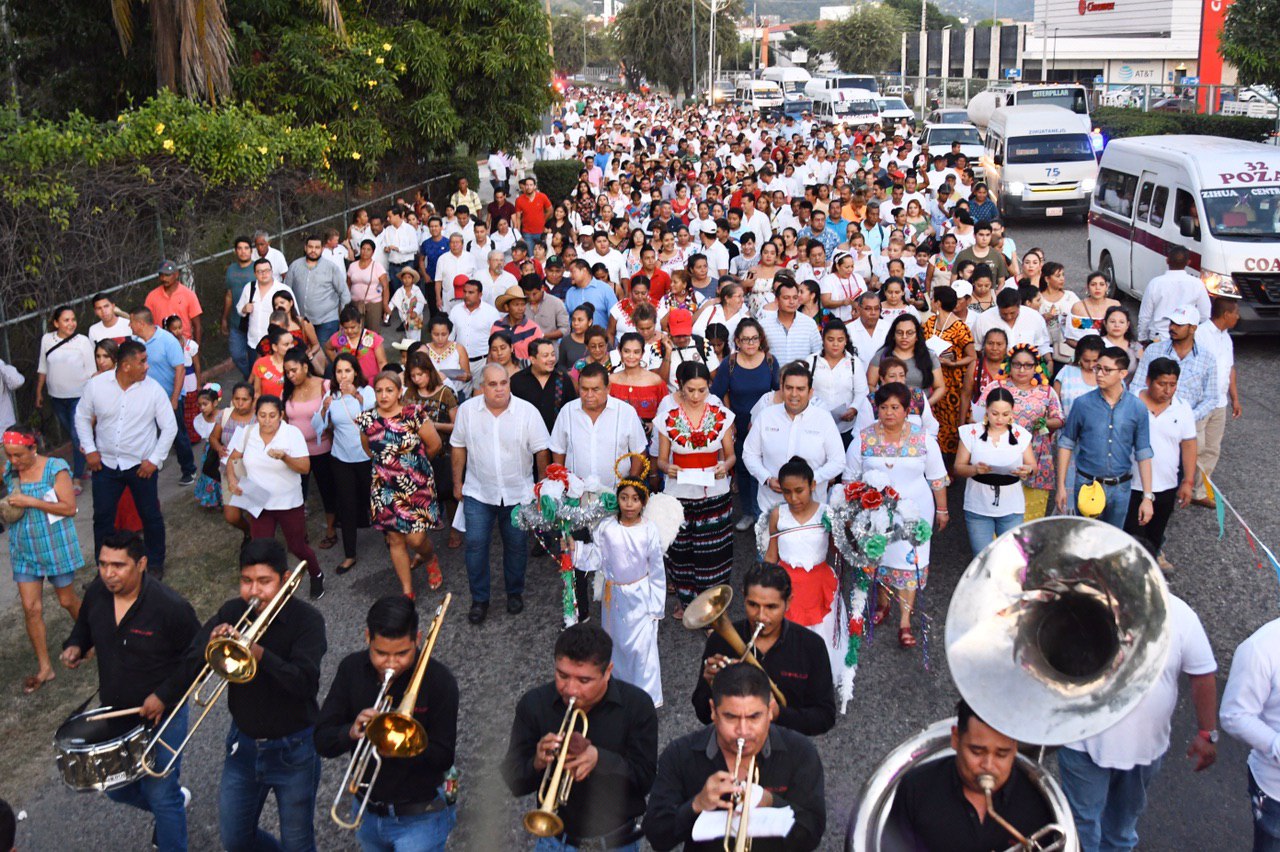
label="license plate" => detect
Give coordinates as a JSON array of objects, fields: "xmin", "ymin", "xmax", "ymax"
[{"xmin": 1046, "ymin": 207, "xmax": 1064, "ymax": 217}]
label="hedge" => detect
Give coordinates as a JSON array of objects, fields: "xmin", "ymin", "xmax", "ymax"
[
  {"xmin": 534, "ymin": 159, "xmax": 584, "ymax": 208},
  {"xmin": 1094, "ymin": 106, "xmax": 1272, "ymax": 143}
]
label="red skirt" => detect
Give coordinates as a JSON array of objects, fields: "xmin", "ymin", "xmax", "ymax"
[{"xmin": 781, "ymin": 561, "xmax": 838, "ymax": 626}]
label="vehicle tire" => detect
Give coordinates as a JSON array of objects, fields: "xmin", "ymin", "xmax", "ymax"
[{"xmin": 1098, "ymin": 252, "xmax": 1118, "ymax": 298}]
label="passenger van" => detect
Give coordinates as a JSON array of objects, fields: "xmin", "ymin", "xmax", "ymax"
[
  {"xmin": 1088, "ymin": 135, "xmax": 1280, "ymax": 331},
  {"xmin": 981, "ymin": 105, "xmax": 1098, "ymax": 219},
  {"xmin": 804, "ymin": 74, "xmax": 880, "ymax": 98},
  {"xmin": 761, "ymin": 67, "xmax": 813, "ymax": 118},
  {"xmin": 734, "ymin": 80, "xmax": 784, "ymax": 115},
  {"xmin": 811, "ymin": 89, "xmax": 880, "ymax": 126}
]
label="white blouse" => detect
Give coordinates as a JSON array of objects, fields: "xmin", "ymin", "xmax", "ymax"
[{"xmin": 37, "ymin": 332, "xmax": 96, "ymax": 399}]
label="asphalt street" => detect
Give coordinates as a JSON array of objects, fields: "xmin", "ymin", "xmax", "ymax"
[{"xmin": 11, "ymin": 217, "xmax": 1272, "ymax": 850}]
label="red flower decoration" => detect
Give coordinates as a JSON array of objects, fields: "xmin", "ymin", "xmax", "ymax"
[
  {"xmin": 860, "ymin": 490, "xmax": 884, "ymax": 510},
  {"xmin": 545, "ymin": 464, "xmax": 570, "ymax": 485},
  {"xmin": 558, "ymin": 552, "xmax": 573, "ymax": 573},
  {"xmin": 848, "ymin": 616, "xmax": 864, "ymax": 637},
  {"xmin": 844, "ymin": 481, "xmax": 867, "ymax": 502},
  {"xmin": 884, "ymin": 487, "xmax": 900, "ymax": 501}
]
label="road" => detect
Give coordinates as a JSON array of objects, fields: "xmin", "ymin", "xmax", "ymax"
[{"xmin": 14, "ymin": 218, "xmax": 1268, "ymax": 850}]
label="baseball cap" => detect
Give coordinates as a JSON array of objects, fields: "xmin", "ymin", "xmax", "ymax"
[
  {"xmin": 578, "ymin": 224, "xmax": 594, "ymax": 236},
  {"xmin": 453, "ymin": 274, "xmax": 470, "ymax": 289},
  {"xmin": 668, "ymin": 309, "xmax": 694, "ymax": 336},
  {"xmin": 699, "ymin": 221, "xmax": 718, "ymax": 235},
  {"xmin": 1164, "ymin": 305, "xmax": 1200, "ymax": 327},
  {"xmin": 157, "ymin": 260, "xmax": 178, "ymax": 275},
  {"xmin": 950, "ymin": 280, "xmax": 973, "ymax": 300}
]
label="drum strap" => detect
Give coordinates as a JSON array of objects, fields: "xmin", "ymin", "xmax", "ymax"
[{"xmin": 70, "ymin": 691, "xmax": 99, "ymax": 717}]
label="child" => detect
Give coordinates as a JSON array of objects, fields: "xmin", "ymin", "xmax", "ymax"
[
  {"xmin": 192, "ymin": 385, "xmax": 227, "ymax": 509},
  {"xmin": 165, "ymin": 314, "xmax": 201, "ymax": 442},
  {"xmin": 210, "ymin": 382, "xmax": 256, "ymax": 541},
  {"xmin": 594, "ymin": 468, "xmax": 667, "ymax": 708},
  {"xmin": 763, "ymin": 456, "xmax": 843, "ymax": 678},
  {"xmin": 387, "ymin": 271, "xmax": 427, "ymax": 342}
]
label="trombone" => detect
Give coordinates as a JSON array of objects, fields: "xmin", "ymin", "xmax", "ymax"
[
  {"xmin": 683, "ymin": 585, "xmax": 788, "ymax": 708},
  {"xmin": 141, "ymin": 562, "xmax": 307, "ymax": 778},
  {"xmin": 332, "ymin": 594, "xmax": 452, "ymax": 830},
  {"xmin": 522, "ymin": 697, "xmax": 590, "ymax": 837},
  {"xmin": 724, "ymin": 737, "xmax": 759, "ymax": 852}
]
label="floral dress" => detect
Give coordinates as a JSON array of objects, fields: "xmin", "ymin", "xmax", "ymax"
[
  {"xmin": 4, "ymin": 458, "xmax": 84, "ymax": 579},
  {"xmin": 1006, "ymin": 384, "xmax": 1064, "ymax": 492},
  {"xmin": 356, "ymin": 404, "xmax": 439, "ymax": 533},
  {"xmin": 845, "ymin": 424, "xmax": 947, "ymax": 590},
  {"xmin": 921, "ymin": 313, "xmax": 974, "ymax": 454}
]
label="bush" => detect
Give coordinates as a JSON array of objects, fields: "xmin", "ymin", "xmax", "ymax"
[
  {"xmin": 534, "ymin": 159, "xmax": 585, "ymax": 209},
  {"xmin": 1094, "ymin": 106, "xmax": 1272, "ymax": 143},
  {"xmin": 417, "ymin": 155, "xmax": 481, "ymax": 212}
]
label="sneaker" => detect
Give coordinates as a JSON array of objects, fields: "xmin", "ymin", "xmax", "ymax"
[
  {"xmin": 507, "ymin": 594, "xmax": 524, "ymax": 615},
  {"xmin": 181, "ymin": 786, "xmax": 192, "ymax": 809},
  {"xmin": 1157, "ymin": 554, "xmax": 1174, "ymax": 572},
  {"xmin": 178, "ymin": 473, "xmax": 195, "ymax": 487},
  {"xmin": 734, "ymin": 515, "xmax": 756, "ymax": 532},
  {"xmin": 309, "ymin": 573, "xmax": 326, "ymax": 601},
  {"xmin": 468, "ymin": 601, "xmax": 489, "ymax": 624}
]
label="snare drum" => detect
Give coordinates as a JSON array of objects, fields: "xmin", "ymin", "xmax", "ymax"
[{"xmin": 53, "ymin": 708, "xmax": 150, "ymax": 792}]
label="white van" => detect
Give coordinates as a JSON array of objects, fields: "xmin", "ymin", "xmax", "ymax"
[
  {"xmin": 981, "ymin": 105, "xmax": 1098, "ymax": 219},
  {"xmin": 1087, "ymin": 135, "xmax": 1280, "ymax": 331},
  {"xmin": 811, "ymin": 89, "xmax": 880, "ymax": 126},
  {"xmin": 761, "ymin": 67, "xmax": 814, "ymax": 117},
  {"xmin": 806, "ymin": 74, "xmax": 880, "ymax": 96},
  {"xmin": 734, "ymin": 80, "xmax": 784, "ymax": 114}
]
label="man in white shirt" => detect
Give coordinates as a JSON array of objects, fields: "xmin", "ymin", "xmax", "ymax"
[
  {"xmin": 75, "ymin": 340, "xmax": 178, "ymax": 578},
  {"xmin": 88, "ymin": 292, "xmax": 131, "ymax": 344},
  {"xmin": 381, "ymin": 204, "xmax": 420, "ymax": 297},
  {"xmin": 252, "ymin": 230, "xmax": 288, "ymax": 281},
  {"xmin": 759, "ymin": 279, "xmax": 822, "ymax": 365},
  {"xmin": 740, "ymin": 193, "xmax": 772, "ymax": 247},
  {"xmin": 1222, "ymin": 617, "xmax": 1280, "ymax": 849},
  {"xmin": 1192, "ymin": 298, "xmax": 1241, "ymax": 506},
  {"xmin": 742, "ymin": 362, "xmax": 845, "ymax": 517},
  {"xmin": 448, "ymin": 280, "xmax": 502, "ymax": 379},
  {"xmin": 435, "ymin": 234, "xmax": 474, "ymax": 313},
  {"xmin": 1137, "ymin": 247, "xmax": 1212, "ymax": 343},
  {"xmin": 849, "ymin": 291, "xmax": 889, "ymax": 361},
  {"xmin": 475, "ymin": 251, "xmax": 518, "ymax": 307},
  {"xmin": 450, "ymin": 364, "xmax": 550, "ymax": 625},
  {"xmin": 466, "ymin": 222, "xmax": 496, "ymax": 270},
  {"xmin": 579, "ymin": 230, "xmax": 627, "ymax": 285},
  {"xmin": 442, "ymin": 207, "xmax": 476, "ymax": 244},
  {"xmin": 696, "ymin": 221, "xmax": 730, "ymax": 278},
  {"xmin": 1059, "ymin": 593, "xmax": 1217, "ymax": 852},
  {"xmin": 970, "ymin": 288, "xmax": 1053, "ymax": 360}
]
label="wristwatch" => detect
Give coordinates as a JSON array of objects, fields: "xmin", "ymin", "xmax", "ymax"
[
  {"xmin": 1198, "ymin": 729, "xmax": 1219, "ymax": 744},
  {"xmin": 1142, "ymin": 492, "xmax": 1155, "ymax": 501}
]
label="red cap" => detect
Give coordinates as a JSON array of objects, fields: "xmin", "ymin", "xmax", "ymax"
[
  {"xmin": 453, "ymin": 274, "xmax": 470, "ymax": 288},
  {"xmin": 668, "ymin": 309, "xmax": 693, "ymax": 336}
]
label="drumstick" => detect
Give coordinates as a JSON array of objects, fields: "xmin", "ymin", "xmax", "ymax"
[{"xmin": 83, "ymin": 706, "xmax": 144, "ymax": 722}]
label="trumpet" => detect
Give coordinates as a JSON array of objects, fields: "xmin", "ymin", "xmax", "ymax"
[
  {"xmin": 683, "ymin": 585, "xmax": 788, "ymax": 708},
  {"xmin": 141, "ymin": 562, "xmax": 307, "ymax": 778},
  {"xmin": 332, "ymin": 594, "xmax": 452, "ymax": 830},
  {"xmin": 522, "ymin": 697, "xmax": 590, "ymax": 838},
  {"xmin": 724, "ymin": 737, "xmax": 759, "ymax": 852}
]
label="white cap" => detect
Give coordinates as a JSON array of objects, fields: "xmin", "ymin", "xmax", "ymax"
[
  {"xmin": 1164, "ymin": 304, "xmax": 1200, "ymax": 326},
  {"xmin": 951, "ymin": 280, "xmax": 974, "ymax": 300}
]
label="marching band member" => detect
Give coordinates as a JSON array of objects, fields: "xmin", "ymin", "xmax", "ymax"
[
  {"xmin": 189, "ymin": 538, "xmax": 328, "ymax": 852},
  {"xmin": 502, "ymin": 623, "xmax": 658, "ymax": 851},
  {"xmin": 316, "ymin": 595, "xmax": 459, "ymax": 851},
  {"xmin": 60, "ymin": 531, "xmax": 200, "ymax": 851},
  {"xmin": 888, "ymin": 699, "xmax": 1054, "ymax": 852},
  {"xmin": 644, "ymin": 663, "xmax": 827, "ymax": 851},
  {"xmin": 691, "ymin": 564, "xmax": 836, "ymax": 737}
]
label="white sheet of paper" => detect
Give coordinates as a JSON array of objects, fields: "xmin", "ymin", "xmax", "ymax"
[
  {"xmin": 987, "ymin": 462, "xmax": 1020, "ymax": 475},
  {"xmin": 42, "ymin": 489, "xmax": 68, "ymax": 525},
  {"xmin": 691, "ymin": 805, "xmax": 796, "ymax": 842},
  {"xmin": 228, "ymin": 478, "xmax": 271, "ymax": 518},
  {"xmin": 924, "ymin": 334, "xmax": 952, "ymax": 356},
  {"xmin": 677, "ymin": 469, "xmax": 716, "ymax": 488}
]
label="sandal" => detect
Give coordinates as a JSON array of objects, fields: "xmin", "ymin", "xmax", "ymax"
[
  {"xmin": 318, "ymin": 533, "xmax": 338, "ymax": 550},
  {"xmin": 404, "ymin": 590, "xmax": 416, "ymax": 602},
  {"xmin": 426, "ymin": 558, "xmax": 443, "ymax": 590},
  {"xmin": 336, "ymin": 558, "xmax": 358, "ymax": 576},
  {"xmin": 23, "ymin": 673, "xmax": 53, "ymax": 694},
  {"xmin": 872, "ymin": 601, "xmax": 891, "ymax": 626},
  {"xmin": 447, "ymin": 530, "xmax": 463, "ymax": 549},
  {"xmin": 898, "ymin": 627, "xmax": 917, "ymax": 648},
  {"xmin": 672, "ymin": 603, "xmax": 686, "ymax": 621}
]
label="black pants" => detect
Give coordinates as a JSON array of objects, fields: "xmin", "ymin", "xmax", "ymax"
[
  {"xmin": 300, "ymin": 451, "xmax": 337, "ymax": 516},
  {"xmin": 1123, "ymin": 487, "xmax": 1177, "ymax": 555},
  {"xmin": 331, "ymin": 457, "xmax": 372, "ymax": 558}
]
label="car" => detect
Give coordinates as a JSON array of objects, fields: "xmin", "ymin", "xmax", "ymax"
[
  {"xmin": 921, "ymin": 122, "xmax": 986, "ymax": 171},
  {"xmin": 927, "ymin": 108, "xmax": 969, "ymax": 124},
  {"xmin": 1149, "ymin": 97, "xmax": 1196, "ymax": 114},
  {"xmin": 874, "ymin": 95, "xmax": 916, "ymax": 129}
]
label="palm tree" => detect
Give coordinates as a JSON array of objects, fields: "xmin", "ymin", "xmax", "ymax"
[{"xmin": 109, "ymin": 0, "xmax": 346, "ymax": 102}]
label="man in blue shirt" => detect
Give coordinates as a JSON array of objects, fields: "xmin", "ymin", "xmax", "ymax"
[
  {"xmin": 562, "ymin": 258, "xmax": 617, "ymax": 318},
  {"xmin": 417, "ymin": 215, "xmax": 450, "ymax": 315},
  {"xmin": 1056, "ymin": 347, "xmax": 1155, "ymax": 529},
  {"xmin": 129, "ymin": 307, "xmax": 196, "ymax": 485}
]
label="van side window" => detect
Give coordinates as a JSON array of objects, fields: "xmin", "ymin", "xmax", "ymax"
[
  {"xmin": 1174, "ymin": 189, "xmax": 1201, "ymax": 240},
  {"xmin": 1136, "ymin": 181, "xmax": 1154, "ymax": 221},
  {"xmin": 1096, "ymin": 167, "xmax": 1137, "ymax": 218},
  {"xmin": 1149, "ymin": 186, "xmax": 1169, "ymax": 228}
]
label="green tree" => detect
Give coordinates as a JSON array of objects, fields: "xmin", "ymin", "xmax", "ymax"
[
  {"xmin": 1221, "ymin": 0, "xmax": 1280, "ymax": 92},
  {"xmin": 817, "ymin": 6, "xmax": 905, "ymax": 75},
  {"xmin": 882, "ymin": 0, "xmax": 961, "ymax": 31},
  {"xmin": 613, "ymin": 0, "xmax": 742, "ymax": 99},
  {"xmin": 551, "ymin": 12, "xmax": 613, "ymax": 74},
  {"xmin": 782, "ymin": 22, "xmax": 823, "ymax": 72}
]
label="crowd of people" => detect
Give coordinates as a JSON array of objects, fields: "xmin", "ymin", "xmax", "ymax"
[{"xmin": 4, "ymin": 84, "xmax": 1278, "ymax": 852}]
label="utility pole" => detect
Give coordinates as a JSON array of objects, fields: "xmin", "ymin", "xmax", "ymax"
[
  {"xmin": 691, "ymin": 0, "xmax": 697, "ymax": 104},
  {"xmin": 708, "ymin": 0, "xmax": 717, "ymax": 104},
  {"xmin": 918, "ymin": 0, "xmax": 927, "ymax": 116},
  {"xmin": 1041, "ymin": 0, "xmax": 1049, "ymax": 82}
]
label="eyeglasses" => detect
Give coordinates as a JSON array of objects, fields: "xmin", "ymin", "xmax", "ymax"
[
  {"xmin": 1093, "ymin": 366, "xmax": 1121, "ymax": 375},
  {"xmin": 737, "ymin": 335, "xmax": 760, "ymax": 343},
  {"xmin": 1011, "ymin": 361, "xmax": 1036, "ymax": 369}
]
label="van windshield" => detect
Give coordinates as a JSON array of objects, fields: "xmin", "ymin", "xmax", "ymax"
[
  {"xmin": 836, "ymin": 100, "xmax": 878, "ymax": 115},
  {"xmin": 1007, "ymin": 134, "xmax": 1095, "ymax": 164},
  {"xmin": 1014, "ymin": 87, "xmax": 1089, "ymax": 116},
  {"xmin": 835, "ymin": 77, "xmax": 878, "ymax": 93},
  {"xmin": 879, "ymin": 98, "xmax": 910, "ymax": 112},
  {"xmin": 1201, "ymin": 187, "xmax": 1280, "ymax": 239},
  {"xmin": 927, "ymin": 127, "xmax": 983, "ymax": 146}
]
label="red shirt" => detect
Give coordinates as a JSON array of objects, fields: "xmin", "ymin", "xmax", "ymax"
[
  {"xmin": 514, "ymin": 192, "xmax": 552, "ymax": 234},
  {"xmin": 144, "ymin": 284, "xmax": 203, "ymax": 337},
  {"xmin": 637, "ymin": 267, "xmax": 670, "ymax": 301}
]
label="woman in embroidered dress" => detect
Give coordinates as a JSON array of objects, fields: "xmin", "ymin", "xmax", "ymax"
[
  {"xmin": 1005, "ymin": 343, "xmax": 1065, "ymax": 521},
  {"xmin": 844, "ymin": 382, "xmax": 949, "ymax": 648},
  {"xmin": 764, "ymin": 457, "xmax": 843, "ymax": 676},
  {"xmin": 608, "ymin": 277, "xmax": 651, "ymax": 341},
  {"xmin": 657, "ymin": 361, "xmax": 736, "ymax": 620},
  {"xmin": 921, "ymin": 285, "xmax": 976, "ymax": 454},
  {"xmin": 325, "ymin": 303, "xmax": 388, "ymax": 382},
  {"xmin": 962, "ymin": 327, "xmax": 1010, "ymax": 424}
]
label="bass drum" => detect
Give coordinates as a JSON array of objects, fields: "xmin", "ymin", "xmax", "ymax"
[
  {"xmin": 53, "ymin": 708, "xmax": 150, "ymax": 792},
  {"xmin": 844, "ymin": 718, "xmax": 1079, "ymax": 852}
]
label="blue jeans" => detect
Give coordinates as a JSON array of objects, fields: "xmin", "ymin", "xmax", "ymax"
[
  {"xmin": 314, "ymin": 320, "xmax": 340, "ymax": 352},
  {"xmin": 533, "ymin": 839, "xmax": 639, "ymax": 852},
  {"xmin": 1250, "ymin": 769, "xmax": 1280, "ymax": 852},
  {"xmin": 355, "ymin": 796, "xmax": 456, "ymax": 852},
  {"xmin": 106, "ymin": 705, "xmax": 188, "ymax": 851},
  {"xmin": 218, "ymin": 724, "xmax": 321, "ymax": 852},
  {"xmin": 462, "ymin": 496, "xmax": 528, "ymax": 603},
  {"xmin": 49, "ymin": 396, "xmax": 85, "ymax": 479},
  {"xmin": 229, "ymin": 324, "xmax": 251, "ymax": 378},
  {"xmin": 172, "ymin": 401, "xmax": 195, "ymax": 478},
  {"xmin": 1057, "ymin": 746, "xmax": 1163, "ymax": 852},
  {"xmin": 963, "ymin": 510, "xmax": 1023, "ymax": 556},
  {"xmin": 1072, "ymin": 473, "xmax": 1132, "ymax": 529},
  {"xmin": 92, "ymin": 464, "xmax": 166, "ymax": 574},
  {"xmin": 733, "ymin": 430, "xmax": 759, "ymax": 520},
  {"xmin": 521, "ymin": 232, "xmax": 543, "ymax": 255}
]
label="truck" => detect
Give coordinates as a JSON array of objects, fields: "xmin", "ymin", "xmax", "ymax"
[{"xmin": 967, "ymin": 84, "xmax": 1092, "ymax": 134}]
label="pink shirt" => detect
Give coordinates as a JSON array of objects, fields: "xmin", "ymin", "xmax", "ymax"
[{"xmin": 347, "ymin": 260, "xmax": 386, "ymax": 304}]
